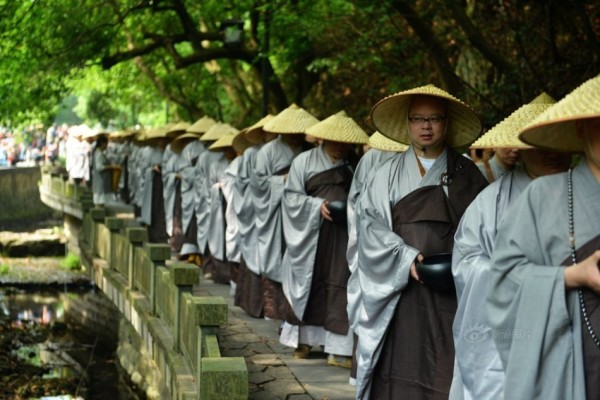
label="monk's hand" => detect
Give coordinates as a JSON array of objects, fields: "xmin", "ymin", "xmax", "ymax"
[
  {"xmin": 564, "ymin": 250, "xmax": 600, "ymax": 293},
  {"xmin": 320, "ymin": 200, "xmax": 333, "ymax": 222},
  {"xmin": 410, "ymin": 254, "xmax": 424, "ymax": 283},
  {"xmin": 152, "ymin": 164, "xmax": 161, "ymax": 172}
]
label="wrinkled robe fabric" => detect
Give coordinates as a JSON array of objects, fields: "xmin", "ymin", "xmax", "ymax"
[
  {"xmin": 233, "ymin": 145, "xmax": 261, "ymax": 274},
  {"xmin": 223, "ymin": 156, "xmax": 242, "ymax": 263},
  {"xmin": 194, "ymin": 150, "xmax": 224, "ymax": 254},
  {"xmin": 477, "ymin": 155, "xmax": 509, "ymax": 183},
  {"xmin": 207, "ymin": 156, "xmax": 230, "ymax": 261},
  {"xmin": 347, "ymin": 149, "xmax": 398, "ymax": 334},
  {"xmin": 355, "ymin": 146, "xmax": 487, "ymax": 399},
  {"xmin": 450, "ymin": 164, "xmax": 532, "ymax": 400},
  {"xmin": 92, "ymin": 147, "xmax": 112, "ymax": 205},
  {"xmin": 252, "ymin": 136, "xmax": 304, "ymax": 281},
  {"xmin": 281, "ymin": 145, "xmax": 348, "ymax": 322},
  {"xmin": 180, "ymin": 140, "xmax": 206, "ymax": 233},
  {"xmin": 162, "ymin": 145, "xmax": 179, "ymax": 236},
  {"xmin": 487, "ymin": 161, "xmax": 600, "ymax": 400},
  {"xmin": 140, "ymin": 146, "xmax": 164, "ymax": 225}
]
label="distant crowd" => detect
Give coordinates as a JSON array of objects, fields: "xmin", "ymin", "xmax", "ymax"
[{"xmin": 0, "ymin": 124, "xmax": 70, "ymax": 167}]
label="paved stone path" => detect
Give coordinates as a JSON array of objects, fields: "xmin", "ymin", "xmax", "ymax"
[{"xmin": 194, "ymin": 278, "xmax": 357, "ymax": 400}]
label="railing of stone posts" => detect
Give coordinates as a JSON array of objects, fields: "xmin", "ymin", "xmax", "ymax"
[{"xmin": 39, "ymin": 168, "xmax": 249, "ymax": 400}]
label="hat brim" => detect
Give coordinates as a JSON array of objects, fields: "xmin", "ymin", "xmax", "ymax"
[
  {"xmin": 370, "ymin": 87, "xmax": 482, "ymax": 148},
  {"xmin": 519, "ymin": 116, "xmax": 587, "ymax": 152}
]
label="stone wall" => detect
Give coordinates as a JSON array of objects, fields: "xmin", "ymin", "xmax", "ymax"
[{"xmin": 0, "ymin": 167, "xmax": 56, "ymax": 228}]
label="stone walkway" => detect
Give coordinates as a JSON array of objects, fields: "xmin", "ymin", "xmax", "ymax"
[{"xmin": 194, "ymin": 278, "xmax": 357, "ymax": 400}]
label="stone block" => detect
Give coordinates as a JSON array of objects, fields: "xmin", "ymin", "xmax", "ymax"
[
  {"xmin": 145, "ymin": 243, "xmax": 171, "ymax": 261},
  {"xmin": 200, "ymin": 358, "xmax": 248, "ymax": 400},
  {"xmin": 170, "ymin": 263, "xmax": 200, "ymax": 286},
  {"xmin": 126, "ymin": 227, "xmax": 148, "ymax": 244},
  {"xmin": 90, "ymin": 207, "xmax": 106, "ymax": 221},
  {"xmin": 105, "ymin": 217, "xmax": 125, "ymax": 231},
  {"xmin": 193, "ymin": 297, "xmax": 228, "ymax": 326}
]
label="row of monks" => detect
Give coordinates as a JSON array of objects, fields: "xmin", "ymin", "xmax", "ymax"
[{"xmin": 89, "ymin": 74, "xmax": 600, "ymax": 400}]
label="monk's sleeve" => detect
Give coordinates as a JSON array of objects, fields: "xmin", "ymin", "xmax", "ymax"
[
  {"xmin": 487, "ymin": 186, "xmax": 576, "ymax": 399},
  {"xmin": 356, "ymin": 163, "xmax": 419, "ymax": 320}
]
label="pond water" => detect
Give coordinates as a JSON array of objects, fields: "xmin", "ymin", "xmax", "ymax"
[{"xmin": 0, "ymin": 286, "xmax": 144, "ymax": 400}]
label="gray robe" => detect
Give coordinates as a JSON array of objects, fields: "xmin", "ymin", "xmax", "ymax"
[
  {"xmin": 223, "ymin": 156, "xmax": 241, "ymax": 263},
  {"xmin": 450, "ymin": 165, "xmax": 532, "ymax": 400},
  {"xmin": 234, "ymin": 145, "xmax": 261, "ymax": 273},
  {"xmin": 195, "ymin": 150, "xmax": 225, "ymax": 253},
  {"xmin": 252, "ymin": 136, "xmax": 303, "ymax": 280},
  {"xmin": 180, "ymin": 140, "xmax": 206, "ymax": 233},
  {"xmin": 162, "ymin": 145, "xmax": 179, "ymax": 236},
  {"xmin": 346, "ymin": 149, "xmax": 398, "ymax": 334},
  {"xmin": 127, "ymin": 143, "xmax": 140, "ymax": 204},
  {"xmin": 355, "ymin": 146, "xmax": 449, "ymax": 399},
  {"xmin": 281, "ymin": 145, "xmax": 345, "ymax": 320},
  {"xmin": 487, "ymin": 161, "xmax": 600, "ymax": 400},
  {"xmin": 92, "ymin": 147, "xmax": 111, "ymax": 205},
  {"xmin": 140, "ymin": 146, "xmax": 164, "ymax": 225},
  {"xmin": 207, "ymin": 156, "xmax": 230, "ymax": 261}
]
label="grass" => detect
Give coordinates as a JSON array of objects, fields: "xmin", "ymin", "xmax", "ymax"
[{"xmin": 60, "ymin": 252, "xmax": 81, "ymax": 271}]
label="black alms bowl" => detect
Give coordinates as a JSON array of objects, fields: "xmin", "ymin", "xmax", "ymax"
[
  {"xmin": 327, "ymin": 200, "xmax": 347, "ymax": 225},
  {"xmin": 416, "ymin": 253, "xmax": 454, "ymax": 293}
]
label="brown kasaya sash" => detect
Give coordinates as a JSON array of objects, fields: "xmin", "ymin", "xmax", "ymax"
[
  {"xmin": 295, "ymin": 164, "xmax": 354, "ymax": 334},
  {"xmin": 561, "ymin": 235, "xmax": 600, "ymax": 399},
  {"xmin": 371, "ymin": 148, "xmax": 487, "ymax": 399}
]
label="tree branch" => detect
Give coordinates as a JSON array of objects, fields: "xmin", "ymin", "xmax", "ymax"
[
  {"xmin": 445, "ymin": 2, "xmax": 515, "ymax": 77},
  {"xmin": 390, "ymin": 0, "xmax": 463, "ymax": 95}
]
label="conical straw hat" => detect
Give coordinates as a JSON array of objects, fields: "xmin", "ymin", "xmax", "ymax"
[
  {"xmin": 471, "ymin": 92, "xmax": 556, "ymax": 149},
  {"xmin": 519, "ymin": 75, "xmax": 600, "ymax": 152},
  {"xmin": 245, "ymin": 114, "xmax": 276, "ymax": 144},
  {"xmin": 305, "ymin": 111, "xmax": 369, "ymax": 144},
  {"xmin": 170, "ymin": 132, "xmax": 201, "ymax": 154},
  {"xmin": 232, "ymin": 130, "xmax": 253, "ymax": 154},
  {"xmin": 166, "ymin": 122, "xmax": 191, "ymax": 138},
  {"xmin": 263, "ymin": 104, "xmax": 319, "ymax": 134},
  {"xmin": 370, "ymin": 84, "xmax": 482, "ymax": 148},
  {"xmin": 143, "ymin": 126, "xmax": 170, "ymax": 143},
  {"xmin": 368, "ymin": 131, "xmax": 409, "ymax": 152},
  {"xmin": 200, "ymin": 123, "xmax": 239, "ymax": 141},
  {"xmin": 187, "ymin": 116, "xmax": 217, "ymax": 134},
  {"xmin": 209, "ymin": 132, "xmax": 237, "ymax": 151}
]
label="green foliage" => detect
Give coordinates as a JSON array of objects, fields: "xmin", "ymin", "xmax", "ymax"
[
  {"xmin": 0, "ymin": 264, "xmax": 9, "ymax": 275},
  {"xmin": 60, "ymin": 252, "xmax": 81, "ymax": 271},
  {"xmin": 0, "ymin": 0, "xmax": 598, "ymax": 133}
]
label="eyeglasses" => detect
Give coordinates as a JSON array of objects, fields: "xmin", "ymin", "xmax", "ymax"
[{"xmin": 408, "ymin": 116, "xmax": 446, "ymax": 125}]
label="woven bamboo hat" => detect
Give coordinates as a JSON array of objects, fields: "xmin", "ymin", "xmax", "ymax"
[
  {"xmin": 200, "ymin": 123, "xmax": 239, "ymax": 142},
  {"xmin": 471, "ymin": 92, "xmax": 557, "ymax": 150},
  {"xmin": 80, "ymin": 125, "xmax": 98, "ymax": 140},
  {"xmin": 368, "ymin": 131, "xmax": 409, "ymax": 152},
  {"xmin": 171, "ymin": 132, "xmax": 201, "ymax": 154},
  {"xmin": 519, "ymin": 75, "xmax": 600, "ymax": 152},
  {"xmin": 166, "ymin": 122, "xmax": 191, "ymax": 138},
  {"xmin": 232, "ymin": 130, "xmax": 253, "ymax": 154},
  {"xmin": 305, "ymin": 111, "xmax": 369, "ymax": 144},
  {"xmin": 263, "ymin": 104, "xmax": 319, "ymax": 134},
  {"xmin": 187, "ymin": 116, "xmax": 217, "ymax": 134},
  {"xmin": 142, "ymin": 126, "xmax": 171, "ymax": 147},
  {"xmin": 370, "ymin": 84, "xmax": 482, "ymax": 147},
  {"xmin": 209, "ymin": 132, "xmax": 237, "ymax": 151},
  {"xmin": 245, "ymin": 114, "xmax": 276, "ymax": 144}
]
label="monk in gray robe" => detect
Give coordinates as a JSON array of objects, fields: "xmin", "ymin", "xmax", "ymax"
[
  {"xmin": 206, "ymin": 134, "xmax": 237, "ymax": 284},
  {"xmin": 476, "ymin": 147, "xmax": 519, "ymax": 182},
  {"xmin": 346, "ymin": 132, "xmax": 407, "ymax": 383},
  {"xmin": 280, "ymin": 111, "xmax": 367, "ymax": 366},
  {"xmin": 488, "ymin": 76, "xmax": 600, "ymax": 400},
  {"xmin": 139, "ymin": 127, "xmax": 170, "ymax": 243},
  {"xmin": 450, "ymin": 91, "xmax": 571, "ymax": 400},
  {"xmin": 177, "ymin": 137, "xmax": 206, "ymax": 261},
  {"xmin": 242, "ymin": 106, "xmax": 316, "ymax": 320},
  {"xmin": 355, "ymin": 86, "xmax": 487, "ymax": 399},
  {"xmin": 231, "ymin": 117, "xmax": 277, "ymax": 317},
  {"xmin": 92, "ymin": 134, "xmax": 114, "ymax": 206}
]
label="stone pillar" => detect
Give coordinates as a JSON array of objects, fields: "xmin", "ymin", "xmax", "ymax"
[{"xmin": 170, "ymin": 262, "xmax": 200, "ymax": 352}]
